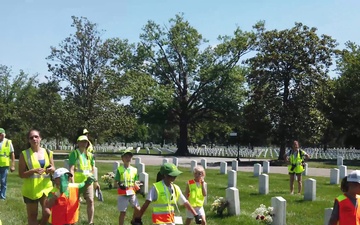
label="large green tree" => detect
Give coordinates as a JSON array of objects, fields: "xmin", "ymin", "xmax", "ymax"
[
  {"xmin": 47, "ymin": 16, "xmax": 136, "ymax": 142},
  {"xmin": 246, "ymin": 22, "xmax": 338, "ymax": 158},
  {"xmin": 110, "ymin": 14, "xmax": 255, "ymax": 155}
]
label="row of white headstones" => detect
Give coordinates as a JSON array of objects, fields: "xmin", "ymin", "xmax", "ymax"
[{"xmin": 64, "ymin": 156, "xmax": 348, "ymax": 225}]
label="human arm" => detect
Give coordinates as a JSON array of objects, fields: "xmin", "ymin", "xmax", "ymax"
[
  {"xmin": 138, "ymin": 200, "xmax": 151, "ymax": 218},
  {"xmin": 328, "ymin": 199, "xmax": 339, "ymax": 225},
  {"xmin": 45, "ymin": 190, "xmax": 60, "ymax": 208},
  {"xmin": 201, "ymin": 181, "xmax": 207, "ymax": 197},
  {"xmin": 9, "ymin": 143, "xmax": 15, "ymax": 172},
  {"xmin": 18, "ymin": 153, "xmax": 45, "ymax": 178},
  {"xmin": 185, "ymin": 183, "xmax": 190, "ymax": 200}
]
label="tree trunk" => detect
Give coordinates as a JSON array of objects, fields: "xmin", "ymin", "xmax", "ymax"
[{"xmin": 176, "ymin": 118, "xmax": 190, "ymax": 156}]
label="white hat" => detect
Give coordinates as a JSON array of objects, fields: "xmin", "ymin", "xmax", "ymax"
[
  {"xmin": 53, "ymin": 168, "xmax": 73, "ymax": 179},
  {"xmin": 348, "ymin": 170, "xmax": 360, "ymax": 183}
]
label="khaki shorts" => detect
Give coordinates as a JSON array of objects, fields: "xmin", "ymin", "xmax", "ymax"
[
  {"xmin": 117, "ymin": 195, "xmax": 139, "ymax": 212},
  {"xmin": 186, "ymin": 206, "xmax": 205, "ymax": 219},
  {"xmin": 83, "ymin": 184, "xmax": 94, "ymax": 200}
]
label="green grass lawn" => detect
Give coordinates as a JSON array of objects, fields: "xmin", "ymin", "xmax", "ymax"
[{"xmin": 0, "ymin": 161, "xmax": 340, "ymax": 225}]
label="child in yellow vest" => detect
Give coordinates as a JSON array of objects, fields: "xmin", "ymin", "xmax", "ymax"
[
  {"xmin": 45, "ymin": 168, "xmax": 95, "ymax": 225},
  {"xmin": 328, "ymin": 170, "xmax": 360, "ymax": 225},
  {"xmin": 185, "ymin": 165, "xmax": 207, "ymax": 225}
]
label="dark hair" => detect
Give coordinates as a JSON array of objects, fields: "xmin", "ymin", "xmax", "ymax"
[
  {"xmin": 341, "ymin": 176, "xmax": 349, "ymax": 192},
  {"xmin": 156, "ymin": 171, "xmax": 164, "ymax": 182}
]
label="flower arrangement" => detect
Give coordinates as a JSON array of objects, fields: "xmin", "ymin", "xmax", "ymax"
[
  {"xmin": 210, "ymin": 196, "xmax": 229, "ymax": 216},
  {"xmin": 101, "ymin": 172, "xmax": 115, "ymax": 189},
  {"xmin": 251, "ymin": 204, "xmax": 274, "ymax": 224}
]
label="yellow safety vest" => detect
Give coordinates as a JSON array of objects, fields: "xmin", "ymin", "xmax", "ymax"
[
  {"xmin": 187, "ymin": 180, "xmax": 204, "ymax": 207},
  {"xmin": 21, "ymin": 148, "xmax": 53, "ymax": 200},
  {"xmin": 87, "ymin": 141, "xmax": 94, "ymax": 153},
  {"xmin": 152, "ymin": 181, "xmax": 180, "ymax": 224},
  {"xmin": 288, "ymin": 150, "xmax": 305, "ymax": 173},
  {"xmin": 73, "ymin": 149, "xmax": 93, "ymax": 183},
  {"xmin": 0, "ymin": 139, "xmax": 11, "ymax": 167},
  {"xmin": 117, "ymin": 166, "xmax": 138, "ymax": 195}
]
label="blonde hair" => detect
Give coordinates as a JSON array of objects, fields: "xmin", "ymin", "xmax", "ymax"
[{"xmin": 193, "ymin": 165, "xmax": 206, "ymax": 177}]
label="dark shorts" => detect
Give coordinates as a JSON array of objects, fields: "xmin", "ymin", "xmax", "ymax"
[
  {"xmin": 289, "ymin": 172, "xmax": 302, "ymax": 175},
  {"xmin": 23, "ymin": 194, "xmax": 46, "ymax": 204}
]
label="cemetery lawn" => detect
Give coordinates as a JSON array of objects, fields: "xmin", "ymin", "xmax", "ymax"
[{"xmin": 2, "ymin": 161, "xmax": 339, "ymax": 225}]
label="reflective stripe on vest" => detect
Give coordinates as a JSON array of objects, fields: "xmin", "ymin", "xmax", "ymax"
[
  {"xmin": 73, "ymin": 149, "xmax": 93, "ymax": 183},
  {"xmin": 21, "ymin": 148, "xmax": 53, "ymax": 200},
  {"xmin": 0, "ymin": 139, "xmax": 11, "ymax": 167},
  {"xmin": 188, "ymin": 180, "xmax": 204, "ymax": 207},
  {"xmin": 336, "ymin": 194, "xmax": 360, "ymax": 225},
  {"xmin": 117, "ymin": 166, "xmax": 138, "ymax": 195},
  {"xmin": 288, "ymin": 150, "xmax": 305, "ymax": 173},
  {"xmin": 48, "ymin": 183, "xmax": 80, "ymax": 225},
  {"xmin": 152, "ymin": 181, "xmax": 180, "ymax": 224}
]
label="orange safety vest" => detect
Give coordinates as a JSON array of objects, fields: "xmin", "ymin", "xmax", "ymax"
[
  {"xmin": 187, "ymin": 180, "xmax": 204, "ymax": 207},
  {"xmin": 337, "ymin": 194, "xmax": 360, "ymax": 225},
  {"xmin": 48, "ymin": 183, "xmax": 80, "ymax": 225}
]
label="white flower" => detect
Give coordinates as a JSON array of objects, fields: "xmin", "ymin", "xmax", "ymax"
[{"xmin": 251, "ymin": 204, "xmax": 274, "ymax": 224}]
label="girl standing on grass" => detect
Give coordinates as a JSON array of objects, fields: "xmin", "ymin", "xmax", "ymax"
[
  {"xmin": 328, "ymin": 170, "xmax": 360, "ymax": 225},
  {"xmin": 185, "ymin": 165, "xmax": 207, "ymax": 225}
]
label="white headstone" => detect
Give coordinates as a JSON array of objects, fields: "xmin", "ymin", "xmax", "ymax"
[
  {"xmin": 302, "ymin": 163, "xmax": 308, "ymax": 176},
  {"xmin": 304, "ymin": 178, "xmax": 316, "ymax": 201},
  {"xmin": 254, "ymin": 163, "xmax": 262, "ymax": 177},
  {"xmin": 113, "ymin": 161, "xmax": 120, "ymax": 173},
  {"xmin": 139, "ymin": 172, "xmax": 149, "ymax": 195},
  {"xmin": 172, "ymin": 157, "xmax": 178, "ymax": 166},
  {"xmin": 259, "ymin": 174, "xmax": 269, "ymax": 195},
  {"xmin": 220, "ymin": 162, "xmax": 227, "ymax": 174},
  {"xmin": 138, "ymin": 163, "xmax": 145, "ymax": 173},
  {"xmin": 337, "ymin": 156, "xmax": 343, "ymax": 166},
  {"xmin": 226, "ymin": 187, "xmax": 240, "ymax": 215},
  {"xmin": 201, "ymin": 158, "xmax": 207, "ymax": 169},
  {"xmin": 263, "ymin": 161, "xmax": 270, "ymax": 174},
  {"xmin": 191, "ymin": 160, "xmax": 197, "ymax": 172},
  {"xmin": 339, "ymin": 165, "xmax": 347, "ymax": 180},
  {"xmin": 134, "ymin": 157, "xmax": 141, "ymax": 165},
  {"xmin": 228, "ymin": 170, "xmax": 237, "ymax": 188},
  {"xmin": 231, "ymin": 160, "xmax": 238, "ymax": 171},
  {"xmin": 324, "ymin": 208, "xmax": 333, "ymax": 225},
  {"xmin": 330, "ymin": 168, "xmax": 339, "ymax": 184},
  {"xmin": 271, "ymin": 196, "xmax": 286, "ymax": 225},
  {"xmin": 162, "ymin": 158, "xmax": 169, "ymax": 164}
]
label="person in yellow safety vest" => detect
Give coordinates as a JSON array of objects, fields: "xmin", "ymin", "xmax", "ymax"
[
  {"xmin": 18, "ymin": 129, "xmax": 55, "ymax": 225},
  {"xmin": 135, "ymin": 163, "xmax": 202, "ymax": 225},
  {"xmin": 328, "ymin": 170, "xmax": 360, "ymax": 225},
  {"xmin": 185, "ymin": 165, "xmax": 207, "ymax": 225},
  {"xmin": 0, "ymin": 128, "xmax": 15, "ymax": 200},
  {"xmin": 45, "ymin": 167, "xmax": 95, "ymax": 225},
  {"xmin": 115, "ymin": 150, "xmax": 141, "ymax": 225},
  {"xmin": 82, "ymin": 129, "xmax": 94, "ymax": 154},
  {"xmin": 284, "ymin": 140, "xmax": 310, "ymax": 195},
  {"xmin": 69, "ymin": 135, "xmax": 99, "ymax": 225}
]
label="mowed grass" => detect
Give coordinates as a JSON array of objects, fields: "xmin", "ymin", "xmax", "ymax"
[{"xmin": 0, "ymin": 161, "xmax": 341, "ymax": 225}]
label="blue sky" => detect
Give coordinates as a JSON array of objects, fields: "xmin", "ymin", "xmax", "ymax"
[{"xmin": 1, "ymin": 0, "xmax": 359, "ymax": 81}]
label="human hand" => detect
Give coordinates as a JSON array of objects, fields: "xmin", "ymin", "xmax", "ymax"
[
  {"xmin": 10, "ymin": 166, "xmax": 15, "ymax": 172},
  {"xmin": 131, "ymin": 218, "xmax": 143, "ymax": 225},
  {"xmin": 195, "ymin": 214, "xmax": 202, "ymax": 224},
  {"xmin": 35, "ymin": 168, "xmax": 45, "ymax": 175},
  {"xmin": 94, "ymin": 181, "xmax": 100, "ymax": 189}
]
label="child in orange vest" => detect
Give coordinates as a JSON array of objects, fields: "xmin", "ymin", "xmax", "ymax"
[
  {"xmin": 328, "ymin": 170, "xmax": 360, "ymax": 225},
  {"xmin": 45, "ymin": 167, "xmax": 95, "ymax": 225},
  {"xmin": 185, "ymin": 165, "xmax": 207, "ymax": 225}
]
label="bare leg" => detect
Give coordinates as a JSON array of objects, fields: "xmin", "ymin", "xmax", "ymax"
[
  {"xmin": 289, "ymin": 173, "xmax": 295, "ymax": 194},
  {"xmin": 297, "ymin": 174, "xmax": 303, "ymax": 194},
  {"xmin": 39, "ymin": 195, "xmax": 50, "ymax": 225},
  {"xmin": 201, "ymin": 215, "xmax": 207, "ymax": 225},
  {"xmin": 119, "ymin": 211, "xmax": 126, "ymax": 225},
  {"xmin": 26, "ymin": 202, "xmax": 39, "ymax": 225}
]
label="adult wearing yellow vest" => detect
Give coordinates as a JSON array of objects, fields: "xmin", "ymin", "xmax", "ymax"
[
  {"xmin": 45, "ymin": 167, "xmax": 95, "ymax": 225},
  {"xmin": 136, "ymin": 163, "xmax": 202, "ymax": 225},
  {"xmin": 284, "ymin": 140, "xmax": 310, "ymax": 194},
  {"xmin": 185, "ymin": 165, "xmax": 207, "ymax": 225},
  {"xmin": 18, "ymin": 129, "xmax": 55, "ymax": 225},
  {"xmin": 69, "ymin": 135, "xmax": 99, "ymax": 225},
  {"xmin": 0, "ymin": 128, "xmax": 15, "ymax": 200},
  {"xmin": 328, "ymin": 170, "xmax": 360, "ymax": 225},
  {"xmin": 115, "ymin": 150, "xmax": 141, "ymax": 225}
]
